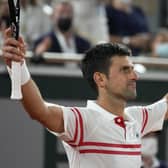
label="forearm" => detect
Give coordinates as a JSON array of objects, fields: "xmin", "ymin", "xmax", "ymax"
[
  {"xmin": 21, "ymin": 79, "xmax": 48, "ymax": 123},
  {"xmin": 21, "ymin": 79, "xmax": 64, "ymax": 133},
  {"xmin": 7, "ymin": 61, "xmax": 48, "ymax": 122}
]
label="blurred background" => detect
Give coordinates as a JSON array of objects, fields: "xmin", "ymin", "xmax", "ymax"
[{"xmin": 0, "ymin": 0, "xmax": 168, "ymax": 168}]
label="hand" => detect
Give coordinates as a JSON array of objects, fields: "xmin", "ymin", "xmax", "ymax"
[{"xmin": 2, "ymin": 28, "xmax": 26, "ymax": 67}]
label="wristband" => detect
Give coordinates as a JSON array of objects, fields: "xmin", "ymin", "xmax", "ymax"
[{"xmin": 7, "ymin": 60, "xmax": 31, "ymax": 86}]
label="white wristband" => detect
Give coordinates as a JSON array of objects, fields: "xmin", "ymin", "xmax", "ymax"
[{"xmin": 7, "ymin": 60, "xmax": 31, "ymax": 86}]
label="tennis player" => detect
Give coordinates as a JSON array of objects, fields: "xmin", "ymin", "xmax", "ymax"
[{"xmin": 2, "ymin": 28, "xmax": 168, "ymax": 168}]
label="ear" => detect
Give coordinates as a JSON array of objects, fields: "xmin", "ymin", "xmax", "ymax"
[{"xmin": 93, "ymin": 72, "xmax": 106, "ymax": 88}]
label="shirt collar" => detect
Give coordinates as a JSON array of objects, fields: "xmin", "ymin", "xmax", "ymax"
[
  {"xmin": 86, "ymin": 100, "xmax": 134, "ymax": 122},
  {"xmin": 87, "ymin": 100, "xmax": 121, "ymax": 120}
]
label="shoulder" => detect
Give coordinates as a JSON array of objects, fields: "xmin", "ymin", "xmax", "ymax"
[
  {"xmin": 63, "ymin": 106, "xmax": 96, "ymax": 117},
  {"xmin": 74, "ymin": 34, "xmax": 91, "ymax": 53},
  {"xmin": 132, "ymin": 5, "xmax": 146, "ymax": 15},
  {"xmin": 125, "ymin": 106, "xmax": 143, "ymax": 121},
  {"xmin": 62, "ymin": 106, "xmax": 100, "ymax": 123},
  {"xmin": 125, "ymin": 106, "xmax": 142, "ymax": 113},
  {"xmin": 74, "ymin": 34, "xmax": 91, "ymax": 46},
  {"xmin": 105, "ymin": 5, "xmax": 117, "ymax": 14}
]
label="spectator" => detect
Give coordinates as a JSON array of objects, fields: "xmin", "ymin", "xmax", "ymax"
[
  {"xmin": 141, "ymin": 132, "xmax": 168, "ymax": 168},
  {"xmin": 20, "ymin": 0, "xmax": 51, "ymax": 49},
  {"xmin": 33, "ymin": 1, "xmax": 91, "ymax": 65},
  {"xmin": 150, "ymin": 28, "xmax": 168, "ymax": 58},
  {"xmin": 72, "ymin": 0, "xmax": 109, "ymax": 44},
  {"xmin": 106, "ymin": 0, "xmax": 151, "ymax": 56}
]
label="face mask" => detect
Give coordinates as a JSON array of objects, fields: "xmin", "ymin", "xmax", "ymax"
[
  {"xmin": 57, "ymin": 17, "xmax": 72, "ymax": 32},
  {"xmin": 155, "ymin": 43, "xmax": 168, "ymax": 57}
]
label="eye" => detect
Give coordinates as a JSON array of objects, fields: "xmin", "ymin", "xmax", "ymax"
[
  {"xmin": 121, "ymin": 66, "xmax": 134, "ymax": 74},
  {"xmin": 123, "ymin": 68, "xmax": 130, "ymax": 73}
]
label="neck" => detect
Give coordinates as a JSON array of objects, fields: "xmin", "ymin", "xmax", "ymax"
[
  {"xmin": 56, "ymin": 27, "xmax": 73, "ymax": 39},
  {"xmin": 63, "ymin": 30, "xmax": 73, "ymax": 39},
  {"xmin": 97, "ymin": 94, "xmax": 126, "ymax": 117}
]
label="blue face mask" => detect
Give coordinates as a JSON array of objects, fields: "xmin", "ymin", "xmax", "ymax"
[{"xmin": 155, "ymin": 43, "xmax": 168, "ymax": 57}]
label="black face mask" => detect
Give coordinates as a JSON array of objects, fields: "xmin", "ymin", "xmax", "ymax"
[{"xmin": 57, "ymin": 17, "xmax": 72, "ymax": 32}]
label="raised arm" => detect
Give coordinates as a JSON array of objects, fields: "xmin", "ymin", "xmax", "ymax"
[{"xmin": 2, "ymin": 28, "xmax": 64, "ymax": 133}]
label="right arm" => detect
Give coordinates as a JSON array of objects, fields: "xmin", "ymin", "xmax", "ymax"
[
  {"xmin": 2, "ymin": 28, "xmax": 64, "ymax": 133},
  {"xmin": 22, "ymin": 79, "xmax": 64, "ymax": 133}
]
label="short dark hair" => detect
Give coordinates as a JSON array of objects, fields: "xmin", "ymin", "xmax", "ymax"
[{"xmin": 81, "ymin": 42, "xmax": 131, "ymax": 93}]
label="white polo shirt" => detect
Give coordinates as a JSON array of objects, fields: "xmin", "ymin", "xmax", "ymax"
[{"xmin": 49, "ymin": 99, "xmax": 167, "ymax": 168}]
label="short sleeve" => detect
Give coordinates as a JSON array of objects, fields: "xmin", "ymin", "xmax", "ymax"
[
  {"xmin": 47, "ymin": 107, "xmax": 84, "ymax": 147},
  {"xmin": 126, "ymin": 98, "xmax": 167, "ymax": 137}
]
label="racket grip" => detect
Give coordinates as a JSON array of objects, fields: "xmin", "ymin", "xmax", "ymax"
[{"xmin": 11, "ymin": 61, "xmax": 22, "ymax": 100}]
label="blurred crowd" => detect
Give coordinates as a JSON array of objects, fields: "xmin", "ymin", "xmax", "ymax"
[
  {"xmin": 0, "ymin": 2, "xmax": 168, "ymax": 167},
  {"xmin": 0, "ymin": 0, "xmax": 168, "ymax": 63}
]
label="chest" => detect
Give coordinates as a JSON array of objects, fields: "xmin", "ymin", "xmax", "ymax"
[{"xmin": 86, "ymin": 116, "xmax": 141, "ymax": 144}]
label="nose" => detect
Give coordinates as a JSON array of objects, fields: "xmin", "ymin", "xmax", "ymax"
[{"xmin": 131, "ymin": 70, "xmax": 139, "ymax": 81}]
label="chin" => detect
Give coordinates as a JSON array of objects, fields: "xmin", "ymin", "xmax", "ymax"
[
  {"xmin": 125, "ymin": 91, "xmax": 137, "ymax": 100},
  {"xmin": 127, "ymin": 95, "xmax": 137, "ymax": 100}
]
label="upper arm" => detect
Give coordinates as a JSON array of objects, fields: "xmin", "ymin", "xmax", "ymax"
[
  {"xmin": 126, "ymin": 97, "xmax": 167, "ymax": 136},
  {"xmin": 41, "ymin": 102, "xmax": 64, "ymax": 133},
  {"xmin": 141, "ymin": 98, "xmax": 168, "ymax": 135}
]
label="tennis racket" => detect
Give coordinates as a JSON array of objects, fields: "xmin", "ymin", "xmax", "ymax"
[{"xmin": 8, "ymin": 0, "xmax": 22, "ymax": 100}]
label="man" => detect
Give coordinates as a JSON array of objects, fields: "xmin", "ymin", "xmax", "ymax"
[
  {"xmin": 106, "ymin": 0, "xmax": 151, "ymax": 56},
  {"xmin": 2, "ymin": 28, "xmax": 168, "ymax": 168},
  {"xmin": 33, "ymin": 1, "xmax": 91, "ymax": 61}
]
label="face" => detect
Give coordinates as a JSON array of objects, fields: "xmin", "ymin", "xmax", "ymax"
[
  {"xmin": 53, "ymin": 4, "xmax": 73, "ymax": 23},
  {"xmin": 102, "ymin": 56, "xmax": 138, "ymax": 100}
]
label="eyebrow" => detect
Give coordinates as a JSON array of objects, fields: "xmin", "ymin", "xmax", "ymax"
[{"xmin": 120, "ymin": 65, "xmax": 134, "ymax": 71}]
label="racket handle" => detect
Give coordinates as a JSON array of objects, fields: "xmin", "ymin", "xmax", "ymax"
[{"xmin": 11, "ymin": 61, "xmax": 22, "ymax": 100}]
